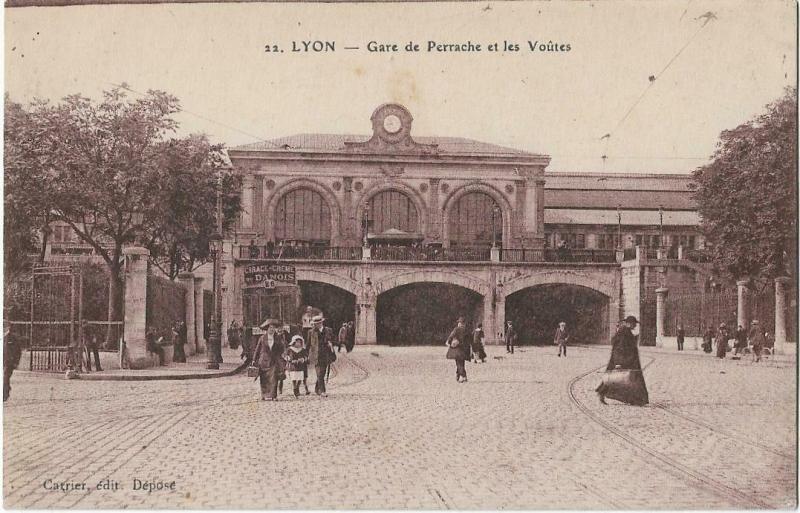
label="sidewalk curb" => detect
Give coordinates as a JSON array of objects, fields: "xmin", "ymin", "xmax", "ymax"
[{"xmin": 68, "ymin": 361, "xmax": 248, "ymax": 382}]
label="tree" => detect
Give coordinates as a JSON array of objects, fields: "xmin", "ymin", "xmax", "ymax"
[
  {"xmin": 5, "ymin": 87, "xmax": 241, "ymax": 342},
  {"xmin": 692, "ymin": 87, "xmax": 797, "ymax": 287},
  {"xmin": 4, "ymin": 95, "xmax": 54, "ymax": 272},
  {"xmin": 143, "ymin": 135, "xmax": 241, "ymax": 280}
]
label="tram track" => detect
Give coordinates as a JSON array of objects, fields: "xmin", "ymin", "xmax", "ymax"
[{"xmin": 567, "ymin": 356, "xmax": 776, "ymax": 509}]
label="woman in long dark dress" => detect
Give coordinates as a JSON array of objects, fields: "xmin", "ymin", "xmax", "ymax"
[
  {"xmin": 596, "ymin": 316, "xmax": 648, "ymax": 405},
  {"xmin": 715, "ymin": 323, "xmax": 729, "ymax": 359},
  {"xmin": 172, "ymin": 322, "xmax": 187, "ymax": 363}
]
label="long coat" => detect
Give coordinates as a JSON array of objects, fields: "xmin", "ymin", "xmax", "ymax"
[
  {"xmin": 598, "ymin": 326, "xmax": 648, "ymax": 405},
  {"xmin": 606, "ymin": 326, "xmax": 643, "ymax": 371},
  {"xmin": 252, "ymin": 333, "xmax": 286, "ymax": 371},
  {"xmin": 446, "ymin": 325, "xmax": 471, "ymax": 360},
  {"xmin": 308, "ymin": 327, "xmax": 335, "ymax": 368},
  {"xmin": 715, "ymin": 330, "xmax": 728, "ymax": 358}
]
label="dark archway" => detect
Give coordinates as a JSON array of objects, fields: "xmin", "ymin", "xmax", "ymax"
[
  {"xmin": 299, "ymin": 281, "xmax": 356, "ymax": 333},
  {"xmin": 505, "ymin": 284, "xmax": 609, "ymax": 345},
  {"xmin": 377, "ymin": 283, "xmax": 483, "ymax": 345}
]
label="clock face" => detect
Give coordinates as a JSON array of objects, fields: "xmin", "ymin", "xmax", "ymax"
[{"xmin": 383, "ymin": 114, "xmax": 402, "ymax": 134}]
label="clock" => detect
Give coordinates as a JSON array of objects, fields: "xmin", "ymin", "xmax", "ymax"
[{"xmin": 383, "ymin": 114, "xmax": 402, "ymax": 134}]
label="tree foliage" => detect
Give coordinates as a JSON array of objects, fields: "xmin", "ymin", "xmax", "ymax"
[
  {"xmin": 692, "ymin": 87, "xmax": 797, "ymax": 286},
  {"xmin": 4, "ymin": 95, "xmax": 54, "ymax": 272},
  {"xmin": 4, "ymin": 87, "xmax": 242, "ymax": 330}
]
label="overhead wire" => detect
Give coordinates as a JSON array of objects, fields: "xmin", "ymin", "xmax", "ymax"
[{"xmin": 599, "ymin": 12, "xmax": 717, "ymax": 162}]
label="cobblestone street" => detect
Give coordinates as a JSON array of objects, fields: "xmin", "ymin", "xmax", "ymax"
[{"xmin": 3, "ymin": 345, "xmax": 796, "ymax": 509}]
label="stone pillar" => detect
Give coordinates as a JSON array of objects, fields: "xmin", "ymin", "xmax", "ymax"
[
  {"xmin": 677, "ymin": 244, "xmax": 684, "ymax": 260},
  {"xmin": 655, "ymin": 287, "xmax": 668, "ymax": 347},
  {"xmin": 635, "ymin": 245, "xmax": 642, "ymax": 261},
  {"xmin": 774, "ymin": 277, "xmax": 791, "ymax": 354},
  {"xmin": 122, "ymin": 247, "xmax": 150, "ymax": 368},
  {"xmin": 615, "ymin": 248, "xmax": 624, "ymax": 263},
  {"xmin": 343, "ymin": 177, "xmax": 354, "ymax": 244},
  {"xmin": 355, "ymin": 299, "xmax": 376, "ymax": 345},
  {"xmin": 177, "ymin": 272, "xmax": 197, "ymax": 351},
  {"xmin": 194, "ymin": 277, "xmax": 205, "ymax": 354},
  {"xmin": 607, "ymin": 297, "xmax": 620, "ymax": 344},
  {"xmin": 490, "ymin": 246, "xmax": 501, "ymax": 263},
  {"xmin": 736, "ymin": 279, "xmax": 749, "ymax": 330},
  {"xmin": 362, "ymin": 246, "xmax": 372, "ymax": 261},
  {"xmin": 240, "ymin": 175, "xmax": 254, "ymax": 229},
  {"xmin": 428, "ymin": 178, "xmax": 442, "ymax": 244},
  {"xmin": 493, "ymin": 297, "xmax": 506, "ymax": 345}
]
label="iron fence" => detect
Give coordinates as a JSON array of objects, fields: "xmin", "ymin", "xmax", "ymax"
[{"xmin": 664, "ymin": 291, "xmax": 738, "ymax": 337}]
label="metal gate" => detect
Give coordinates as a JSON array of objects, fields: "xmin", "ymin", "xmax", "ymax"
[
  {"xmin": 27, "ymin": 265, "xmax": 83, "ymax": 372},
  {"xmin": 639, "ymin": 298, "xmax": 656, "ymax": 346}
]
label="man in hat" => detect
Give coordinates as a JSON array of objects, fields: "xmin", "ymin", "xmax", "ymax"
[
  {"xmin": 554, "ymin": 321, "xmax": 570, "ymax": 357},
  {"xmin": 748, "ymin": 319, "xmax": 765, "ymax": 363},
  {"xmin": 504, "ymin": 321, "xmax": 517, "ymax": 354},
  {"xmin": 596, "ymin": 315, "xmax": 648, "ymax": 406},
  {"xmin": 307, "ymin": 314, "xmax": 335, "ymax": 396},
  {"xmin": 251, "ymin": 318, "xmax": 286, "ymax": 401}
]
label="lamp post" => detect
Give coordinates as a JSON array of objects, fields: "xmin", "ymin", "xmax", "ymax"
[
  {"xmin": 616, "ymin": 204, "xmax": 622, "ymax": 249},
  {"xmin": 491, "ymin": 204, "xmax": 501, "ymax": 248},
  {"xmin": 658, "ymin": 205, "xmax": 664, "ymax": 249},
  {"xmin": 208, "ymin": 232, "xmax": 222, "ymax": 370},
  {"xmin": 207, "ymin": 171, "xmax": 224, "ymax": 370}
]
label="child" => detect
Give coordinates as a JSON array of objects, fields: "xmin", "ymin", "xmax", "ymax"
[{"xmin": 286, "ymin": 335, "xmax": 309, "ymax": 398}]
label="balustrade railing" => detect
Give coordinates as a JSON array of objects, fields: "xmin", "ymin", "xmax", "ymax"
[
  {"xmin": 236, "ymin": 245, "xmax": 615, "ymax": 263},
  {"xmin": 371, "ymin": 246, "xmax": 491, "ymax": 262},
  {"xmin": 238, "ymin": 245, "xmax": 362, "ymax": 261},
  {"xmin": 501, "ymin": 248, "xmax": 616, "ymax": 263}
]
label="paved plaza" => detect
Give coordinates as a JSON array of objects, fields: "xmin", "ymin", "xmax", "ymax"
[{"xmin": 3, "ymin": 345, "xmax": 796, "ymax": 509}]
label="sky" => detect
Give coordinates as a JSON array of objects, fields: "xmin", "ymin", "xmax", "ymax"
[{"xmin": 4, "ymin": 0, "xmax": 797, "ymax": 174}]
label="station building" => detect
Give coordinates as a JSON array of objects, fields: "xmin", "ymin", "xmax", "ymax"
[{"xmin": 221, "ymin": 103, "xmax": 704, "ymax": 346}]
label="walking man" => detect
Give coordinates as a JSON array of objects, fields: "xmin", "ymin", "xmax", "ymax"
[
  {"xmin": 554, "ymin": 321, "xmax": 570, "ymax": 357},
  {"xmin": 676, "ymin": 324, "xmax": 685, "ymax": 351},
  {"xmin": 505, "ymin": 321, "xmax": 517, "ymax": 354},
  {"xmin": 308, "ymin": 314, "xmax": 335, "ymax": 396},
  {"xmin": 748, "ymin": 319, "xmax": 765, "ymax": 363},
  {"xmin": 4, "ymin": 328, "xmax": 22, "ymax": 401}
]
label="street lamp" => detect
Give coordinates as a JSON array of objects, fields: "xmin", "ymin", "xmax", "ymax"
[
  {"xmin": 491, "ymin": 204, "xmax": 501, "ymax": 248},
  {"xmin": 658, "ymin": 205, "xmax": 664, "ymax": 249},
  {"xmin": 207, "ymin": 231, "xmax": 223, "ymax": 370},
  {"xmin": 616, "ymin": 204, "xmax": 622, "ymax": 249}
]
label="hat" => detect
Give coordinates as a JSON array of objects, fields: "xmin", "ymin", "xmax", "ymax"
[
  {"xmin": 259, "ymin": 318, "xmax": 282, "ymax": 328},
  {"xmin": 624, "ymin": 315, "xmax": 639, "ymax": 325},
  {"xmin": 311, "ymin": 314, "xmax": 325, "ymax": 324},
  {"xmin": 751, "ymin": 319, "xmax": 760, "ymax": 324},
  {"xmin": 719, "ymin": 322, "xmax": 727, "ymax": 328},
  {"xmin": 457, "ymin": 317, "xmax": 465, "ymax": 323},
  {"xmin": 291, "ymin": 335, "xmax": 304, "ymax": 345}
]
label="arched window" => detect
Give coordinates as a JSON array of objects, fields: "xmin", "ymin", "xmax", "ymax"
[
  {"xmin": 274, "ymin": 188, "xmax": 331, "ymax": 243},
  {"xmin": 367, "ymin": 190, "xmax": 420, "ymax": 234},
  {"xmin": 449, "ymin": 192, "xmax": 502, "ymax": 247}
]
